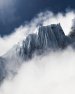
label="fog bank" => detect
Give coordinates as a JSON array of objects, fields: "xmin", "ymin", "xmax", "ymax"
[{"xmin": 0, "ymin": 48, "xmax": 75, "ymax": 94}]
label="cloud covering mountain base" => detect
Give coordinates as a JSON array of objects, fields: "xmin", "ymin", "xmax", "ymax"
[{"xmin": 0, "ymin": 48, "xmax": 75, "ymax": 94}]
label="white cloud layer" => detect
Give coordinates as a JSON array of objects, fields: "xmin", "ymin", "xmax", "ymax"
[{"xmin": 0, "ymin": 48, "xmax": 75, "ymax": 94}]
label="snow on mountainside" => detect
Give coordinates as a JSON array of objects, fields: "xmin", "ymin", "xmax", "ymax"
[{"xmin": 0, "ymin": 24, "xmax": 75, "ymax": 82}]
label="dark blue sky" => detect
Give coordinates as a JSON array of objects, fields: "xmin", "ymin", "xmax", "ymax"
[{"xmin": 0, "ymin": 0, "xmax": 75, "ymax": 36}]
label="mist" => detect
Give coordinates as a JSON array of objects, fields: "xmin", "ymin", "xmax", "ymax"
[{"xmin": 0, "ymin": 48, "xmax": 75, "ymax": 94}]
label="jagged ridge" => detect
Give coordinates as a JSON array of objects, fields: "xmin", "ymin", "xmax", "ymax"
[{"xmin": 19, "ymin": 24, "xmax": 72, "ymax": 59}]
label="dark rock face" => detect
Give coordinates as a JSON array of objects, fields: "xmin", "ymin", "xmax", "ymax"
[
  {"xmin": 38, "ymin": 25, "xmax": 58, "ymax": 49},
  {"xmin": 20, "ymin": 34, "xmax": 39, "ymax": 59},
  {"xmin": 50, "ymin": 24, "xmax": 66, "ymax": 48},
  {"xmin": 0, "ymin": 57, "xmax": 7, "ymax": 82},
  {"xmin": 19, "ymin": 24, "xmax": 72, "ymax": 59},
  {"xmin": 69, "ymin": 28, "xmax": 75, "ymax": 48}
]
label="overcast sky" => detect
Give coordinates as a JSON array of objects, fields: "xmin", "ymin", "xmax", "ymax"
[{"xmin": 0, "ymin": 0, "xmax": 75, "ymax": 36}]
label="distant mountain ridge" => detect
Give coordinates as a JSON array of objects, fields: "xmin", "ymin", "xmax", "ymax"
[{"xmin": 0, "ymin": 23, "xmax": 75, "ymax": 82}]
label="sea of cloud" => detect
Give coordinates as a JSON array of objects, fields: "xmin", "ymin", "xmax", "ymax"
[
  {"xmin": 0, "ymin": 10, "xmax": 75, "ymax": 94},
  {"xmin": 0, "ymin": 48, "xmax": 75, "ymax": 94}
]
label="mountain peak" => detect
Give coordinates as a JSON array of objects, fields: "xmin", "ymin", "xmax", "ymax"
[{"xmin": 19, "ymin": 24, "xmax": 68, "ymax": 59}]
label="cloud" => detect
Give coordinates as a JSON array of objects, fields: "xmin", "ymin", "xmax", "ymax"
[
  {"xmin": 33, "ymin": 11, "xmax": 75, "ymax": 35},
  {"xmin": 0, "ymin": 25, "xmax": 29, "ymax": 56},
  {"xmin": 0, "ymin": 48, "xmax": 75, "ymax": 94}
]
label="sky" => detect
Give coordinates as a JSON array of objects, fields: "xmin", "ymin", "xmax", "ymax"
[
  {"xmin": 0, "ymin": 1, "xmax": 75, "ymax": 94},
  {"xmin": 0, "ymin": 0, "xmax": 75, "ymax": 36}
]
